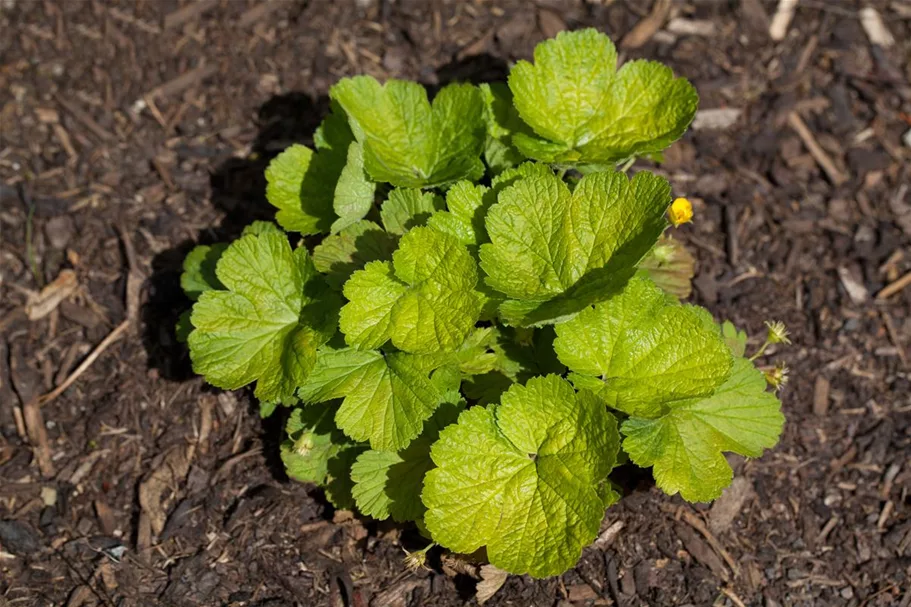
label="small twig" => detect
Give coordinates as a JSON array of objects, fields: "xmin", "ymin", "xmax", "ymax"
[
  {"xmin": 724, "ymin": 205, "xmax": 740, "ymax": 266},
  {"xmin": 721, "ymin": 587, "xmax": 748, "ymax": 607},
  {"xmin": 881, "ymin": 311, "xmax": 908, "ymax": 368},
  {"xmin": 108, "ymin": 6, "xmax": 161, "ymax": 34},
  {"xmin": 53, "ymin": 93, "xmax": 115, "ymax": 142},
  {"xmin": 145, "ymin": 63, "xmax": 217, "ymax": 101},
  {"xmin": 680, "ymin": 510, "xmax": 741, "ymax": 578},
  {"xmin": 117, "ymin": 222, "xmax": 143, "ymax": 325},
  {"xmin": 877, "ymin": 271, "xmax": 911, "ymax": 300},
  {"xmin": 877, "ymin": 500, "xmax": 894, "ymax": 532},
  {"xmin": 32, "ymin": 319, "xmax": 130, "ymax": 409},
  {"xmin": 23, "ymin": 399, "xmax": 55, "ymax": 477},
  {"xmin": 621, "ymin": 0, "xmax": 671, "ymax": 49},
  {"xmin": 794, "ymin": 34, "xmax": 818, "ymax": 74},
  {"xmin": 210, "ymin": 446, "xmax": 263, "ymax": 485},
  {"xmin": 816, "ymin": 515, "xmax": 839, "ymax": 543},
  {"xmin": 787, "ymin": 111, "xmax": 848, "ymax": 186}
]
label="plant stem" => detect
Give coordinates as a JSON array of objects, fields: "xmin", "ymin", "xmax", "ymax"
[{"xmin": 749, "ymin": 339, "xmax": 771, "ymax": 361}]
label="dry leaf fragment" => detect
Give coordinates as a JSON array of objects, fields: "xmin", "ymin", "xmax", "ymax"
[
  {"xmin": 476, "ymin": 564, "xmax": 509, "ymax": 605},
  {"xmin": 25, "ymin": 269, "xmax": 78, "ymax": 320},
  {"xmin": 138, "ymin": 446, "xmax": 191, "ymax": 536}
]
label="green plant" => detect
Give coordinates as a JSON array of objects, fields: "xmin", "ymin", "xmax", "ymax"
[{"xmin": 179, "ymin": 29, "xmax": 785, "ymax": 578}]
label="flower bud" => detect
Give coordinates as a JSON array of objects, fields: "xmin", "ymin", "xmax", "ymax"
[
  {"xmin": 764, "ymin": 321, "xmax": 791, "ymax": 345},
  {"xmin": 764, "ymin": 362, "xmax": 789, "ymax": 391}
]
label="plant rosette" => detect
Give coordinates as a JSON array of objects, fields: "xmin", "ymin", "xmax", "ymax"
[{"xmin": 180, "ymin": 29, "xmax": 785, "ymax": 578}]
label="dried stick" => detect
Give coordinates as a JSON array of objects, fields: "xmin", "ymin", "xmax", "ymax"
[
  {"xmin": 787, "ymin": 112, "xmax": 848, "ymax": 186},
  {"xmin": 34, "ymin": 319, "xmax": 130, "ymax": 409}
]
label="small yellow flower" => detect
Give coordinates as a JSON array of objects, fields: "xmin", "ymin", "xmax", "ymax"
[
  {"xmin": 764, "ymin": 321, "xmax": 791, "ymax": 345},
  {"xmin": 669, "ymin": 197, "xmax": 693, "ymax": 227}
]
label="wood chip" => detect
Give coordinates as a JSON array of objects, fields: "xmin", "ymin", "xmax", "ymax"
[
  {"xmin": 440, "ymin": 553, "xmax": 478, "ymax": 578},
  {"xmin": 889, "ymin": 184, "xmax": 911, "ymax": 236},
  {"xmin": 721, "ymin": 588, "xmax": 748, "ymax": 607},
  {"xmin": 23, "ymin": 398, "xmax": 55, "ymax": 477},
  {"xmin": 117, "ymin": 222, "xmax": 143, "ymax": 326},
  {"xmin": 567, "ymin": 583, "xmax": 599, "ymax": 602},
  {"xmin": 69, "ymin": 449, "xmax": 110, "ymax": 486},
  {"xmin": 476, "ymin": 564, "xmax": 509, "ymax": 605},
  {"xmin": 837, "ymin": 266, "xmax": 868, "ymax": 304},
  {"xmin": 692, "ymin": 108, "xmax": 741, "ymax": 130},
  {"xmin": 740, "ymin": 0, "xmax": 770, "ymax": 36},
  {"xmin": 666, "ymin": 18, "xmax": 716, "ymax": 37},
  {"xmin": 537, "ymin": 7, "xmax": 566, "ymax": 38},
  {"xmin": 369, "ymin": 578, "xmax": 428, "ymax": 607},
  {"xmin": 108, "ymin": 7, "xmax": 161, "ymax": 34},
  {"xmin": 859, "ymin": 7, "xmax": 895, "ymax": 48},
  {"xmin": 25, "ymin": 270, "xmax": 78, "ymax": 321},
  {"xmin": 881, "ymin": 463, "xmax": 901, "ymax": 498},
  {"xmin": 163, "ymin": 0, "xmax": 219, "ymax": 30},
  {"xmin": 621, "ymin": 0, "xmax": 671, "ymax": 49},
  {"xmin": 238, "ymin": 1, "xmax": 283, "ymax": 28},
  {"xmin": 52, "ymin": 124, "xmax": 78, "ymax": 161},
  {"xmin": 66, "ymin": 586, "xmax": 93, "ymax": 607},
  {"xmin": 769, "ymin": 0, "xmax": 798, "ymax": 41},
  {"xmin": 593, "ymin": 519, "xmax": 625, "ymax": 549},
  {"xmin": 813, "ymin": 375, "xmax": 830, "ymax": 416},
  {"xmin": 94, "ymin": 500, "xmax": 116, "ymax": 536},
  {"xmin": 709, "ymin": 477, "xmax": 754, "ymax": 534},
  {"xmin": 880, "ymin": 311, "xmax": 907, "ymax": 369},
  {"xmin": 35, "ymin": 107, "xmax": 60, "ymax": 123},
  {"xmin": 198, "ymin": 395, "xmax": 214, "ymax": 455}
]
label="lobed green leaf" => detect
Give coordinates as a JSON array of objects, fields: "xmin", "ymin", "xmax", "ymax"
[
  {"xmin": 554, "ymin": 275, "xmax": 733, "ymax": 418},
  {"xmin": 508, "ymin": 28, "xmax": 698, "ymax": 166},
  {"xmin": 187, "ymin": 230, "xmax": 339, "ymax": 402},
  {"xmin": 331, "ymin": 77, "xmax": 486, "ymax": 188},
  {"xmin": 480, "ymin": 166, "xmax": 671, "ymax": 326},
  {"xmin": 621, "ymin": 358, "xmax": 784, "ymax": 502},
  {"xmin": 350, "ymin": 397, "xmax": 464, "ymax": 522},
  {"xmin": 423, "ymin": 375, "xmax": 620, "ymax": 577},
  {"xmin": 297, "ymin": 347, "xmax": 446, "ymax": 451},
  {"xmin": 340, "ymin": 227, "xmax": 481, "ymax": 353}
]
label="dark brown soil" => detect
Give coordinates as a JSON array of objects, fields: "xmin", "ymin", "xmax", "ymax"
[{"xmin": 1, "ymin": 1, "xmax": 910, "ymax": 606}]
